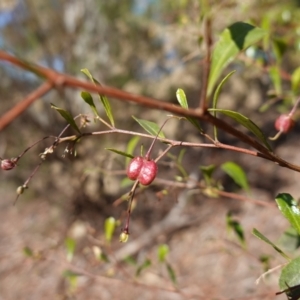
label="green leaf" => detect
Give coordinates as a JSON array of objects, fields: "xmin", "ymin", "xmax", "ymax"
[
  {"xmin": 221, "ymin": 161, "xmax": 249, "ymax": 192},
  {"xmin": 208, "ymin": 108, "xmax": 272, "ymax": 151},
  {"xmin": 208, "ymin": 22, "xmax": 267, "ymax": 96},
  {"xmin": 105, "ymin": 148, "xmax": 134, "ymax": 159},
  {"xmin": 81, "ymin": 68, "xmax": 115, "ymax": 127},
  {"xmin": 269, "ymin": 65, "xmax": 282, "ymax": 95},
  {"xmin": 166, "ymin": 263, "xmax": 177, "ymax": 284},
  {"xmin": 278, "ymin": 227, "xmax": 300, "ymax": 253},
  {"xmin": 279, "ymin": 257, "xmax": 300, "ymax": 299},
  {"xmin": 199, "ymin": 164, "xmax": 216, "ymax": 186},
  {"xmin": 176, "ymin": 88, "xmax": 203, "ymax": 132},
  {"xmin": 81, "ymin": 91, "xmax": 99, "ymax": 117},
  {"xmin": 226, "ymin": 212, "xmax": 246, "ymax": 247},
  {"xmin": 51, "ymin": 103, "xmax": 81, "ymax": 134},
  {"xmin": 23, "ymin": 246, "xmax": 33, "ymax": 257},
  {"xmin": 136, "ymin": 259, "xmax": 151, "ymax": 277},
  {"xmin": 212, "ymin": 71, "xmax": 236, "ymax": 140},
  {"xmin": 272, "ymin": 38, "xmax": 287, "ymax": 63},
  {"xmin": 132, "ymin": 116, "xmax": 165, "ymax": 138},
  {"xmin": 276, "ymin": 193, "xmax": 300, "ymax": 235},
  {"xmin": 157, "ymin": 244, "xmax": 169, "ymax": 263},
  {"xmin": 125, "ymin": 136, "xmax": 140, "ymax": 166},
  {"xmin": 252, "ymin": 228, "xmax": 290, "ymax": 261},
  {"xmin": 65, "ymin": 237, "xmax": 76, "ymax": 262},
  {"xmin": 291, "ymin": 67, "xmax": 300, "ymax": 95},
  {"xmin": 104, "ymin": 217, "xmax": 116, "ymax": 242}
]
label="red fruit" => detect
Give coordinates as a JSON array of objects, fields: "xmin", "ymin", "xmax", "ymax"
[
  {"xmin": 127, "ymin": 156, "xmax": 143, "ymax": 180},
  {"xmin": 275, "ymin": 114, "xmax": 295, "ymax": 133},
  {"xmin": 138, "ymin": 160, "xmax": 158, "ymax": 186},
  {"xmin": 127, "ymin": 157, "xmax": 158, "ymax": 185},
  {"xmin": 1, "ymin": 158, "xmax": 17, "ymax": 170}
]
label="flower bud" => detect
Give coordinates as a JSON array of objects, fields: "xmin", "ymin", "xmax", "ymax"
[
  {"xmin": 119, "ymin": 232, "xmax": 129, "ymax": 243},
  {"xmin": 275, "ymin": 114, "xmax": 295, "ymax": 133},
  {"xmin": 1, "ymin": 158, "xmax": 17, "ymax": 171}
]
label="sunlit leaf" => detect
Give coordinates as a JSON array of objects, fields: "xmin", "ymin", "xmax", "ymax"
[
  {"xmin": 291, "ymin": 67, "xmax": 300, "ymax": 95},
  {"xmin": 132, "ymin": 116, "xmax": 165, "ymax": 138},
  {"xmin": 208, "ymin": 22, "xmax": 267, "ymax": 96},
  {"xmin": 81, "ymin": 68, "xmax": 115, "ymax": 126},
  {"xmin": 252, "ymin": 228, "xmax": 290, "ymax": 261},
  {"xmin": 105, "ymin": 148, "xmax": 134, "ymax": 159},
  {"xmin": 221, "ymin": 161, "xmax": 249, "ymax": 192},
  {"xmin": 208, "ymin": 108, "xmax": 272, "ymax": 151},
  {"xmin": 104, "ymin": 217, "xmax": 116, "ymax": 242},
  {"xmin": 176, "ymin": 88, "xmax": 203, "ymax": 132},
  {"xmin": 269, "ymin": 65, "xmax": 282, "ymax": 95},
  {"xmin": 276, "ymin": 193, "xmax": 300, "ymax": 235},
  {"xmin": 81, "ymin": 91, "xmax": 99, "ymax": 117},
  {"xmin": 279, "ymin": 257, "xmax": 300, "ymax": 299},
  {"xmin": 157, "ymin": 244, "xmax": 169, "ymax": 263},
  {"xmin": 51, "ymin": 103, "xmax": 81, "ymax": 134}
]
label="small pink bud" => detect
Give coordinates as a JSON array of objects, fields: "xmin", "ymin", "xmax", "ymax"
[
  {"xmin": 275, "ymin": 114, "xmax": 295, "ymax": 133},
  {"xmin": 1, "ymin": 158, "xmax": 17, "ymax": 171}
]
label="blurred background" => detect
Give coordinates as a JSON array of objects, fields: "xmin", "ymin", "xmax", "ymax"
[{"xmin": 1, "ymin": 0, "xmax": 300, "ymax": 299}]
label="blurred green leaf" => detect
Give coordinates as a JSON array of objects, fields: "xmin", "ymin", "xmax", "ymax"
[
  {"xmin": 166, "ymin": 263, "xmax": 177, "ymax": 284},
  {"xmin": 23, "ymin": 246, "xmax": 33, "ymax": 257},
  {"xmin": 65, "ymin": 237, "xmax": 76, "ymax": 262},
  {"xmin": 272, "ymin": 38, "xmax": 287, "ymax": 63},
  {"xmin": 81, "ymin": 68, "xmax": 115, "ymax": 127},
  {"xmin": 136, "ymin": 259, "xmax": 151, "ymax": 277},
  {"xmin": 252, "ymin": 228, "xmax": 290, "ymax": 261},
  {"xmin": 226, "ymin": 212, "xmax": 246, "ymax": 247},
  {"xmin": 157, "ymin": 244, "xmax": 169, "ymax": 263},
  {"xmin": 199, "ymin": 164, "xmax": 216, "ymax": 186},
  {"xmin": 291, "ymin": 67, "xmax": 300, "ymax": 95},
  {"xmin": 123, "ymin": 256, "xmax": 137, "ymax": 266},
  {"xmin": 208, "ymin": 22, "xmax": 267, "ymax": 96},
  {"xmin": 208, "ymin": 108, "xmax": 272, "ymax": 151},
  {"xmin": 221, "ymin": 161, "xmax": 249, "ymax": 192},
  {"xmin": 176, "ymin": 88, "xmax": 203, "ymax": 132},
  {"xmin": 105, "ymin": 148, "xmax": 134, "ymax": 159},
  {"xmin": 104, "ymin": 217, "xmax": 116, "ymax": 242},
  {"xmin": 276, "ymin": 193, "xmax": 300, "ymax": 235},
  {"xmin": 51, "ymin": 103, "xmax": 81, "ymax": 134},
  {"xmin": 132, "ymin": 116, "xmax": 165, "ymax": 138},
  {"xmin": 269, "ymin": 65, "xmax": 282, "ymax": 95},
  {"xmin": 279, "ymin": 257, "xmax": 300, "ymax": 299},
  {"xmin": 126, "ymin": 136, "xmax": 140, "ymax": 166},
  {"xmin": 81, "ymin": 91, "xmax": 99, "ymax": 117},
  {"xmin": 278, "ymin": 227, "xmax": 300, "ymax": 253}
]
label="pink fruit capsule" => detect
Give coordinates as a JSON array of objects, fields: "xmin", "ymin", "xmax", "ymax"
[
  {"xmin": 127, "ymin": 156, "xmax": 143, "ymax": 180},
  {"xmin": 1, "ymin": 159, "xmax": 17, "ymax": 171},
  {"xmin": 275, "ymin": 114, "xmax": 295, "ymax": 133},
  {"xmin": 138, "ymin": 160, "xmax": 158, "ymax": 186}
]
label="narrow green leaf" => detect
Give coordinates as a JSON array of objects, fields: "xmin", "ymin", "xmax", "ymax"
[
  {"xmin": 126, "ymin": 136, "xmax": 140, "ymax": 166},
  {"xmin": 81, "ymin": 68, "xmax": 115, "ymax": 127},
  {"xmin": 136, "ymin": 259, "xmax": 151, "ymax": 277},
  {"xmin": 291, "ymin": 67, "xmax": 300, "ymax": 95},
  {"xmin": 157, "ymin": 244, "xmax": 169, "ymax": 263},
  {"xmin": 208, "ymin": 22, "xmax": 267, "ymax": 96},
  {"xmin": 276, "ymin": 193, "xmax": 300, "ymax": 235},
  {"xmin": 272, "ymin": 38, "xmax": 287, "ymax": 63},
  {"xmin": 104, "ymin": 217, "xmax": 116, "ymax": 242},
  {"xmin": 226, "ymin": 212, "xmax": 246, "ymax": 247},
  {"xmin": 199, "ymin": 164, "xmax": 216, "ymax": 186},
  {"xmin": 176, "ymin": 88, "xmax": 188, "ymax": 109},
  {"xmin": 212, "ymin": 71, "xmax": 236, "ymax": 140},
  {"xmin": 176, "ymin": 88, "xmax": 203, "ymax": 132},
  {"xmin": 65, "ymin": 237, "xmax": 76, "ymax": 262},
  {"xmin": 252, "ymin": 228, "xmax": 290, "ymax": 261},
  {"xmin": 221, "ymin": 161, "xmax": 249, "ymax": 192},
  {"xmin": 81, "ymin": 91, "xmax": 99, "ymax": 117},
  {"xmin": 51, "ymin": 103, "xmax": 81, "ymax": 134},
  {"xmin": 166, "ymin": 263, "xmax": 177, "ymax": 284},
  {"xmin": 105, "ymin": 148, "xmax": 134, "ymax": 159},
  {"xmin": 279, "ymin": 257, "xmax": 300, "ymax": 299},
  {"xmin": 132, "ymin": 116, "xmax": 165, "ymax": 138},
  {"xmin": 208, "ymin": 108, "xmax": 272, "ymax": 151}
]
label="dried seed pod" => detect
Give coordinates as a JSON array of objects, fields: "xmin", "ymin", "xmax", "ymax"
[{"xmin": 275, "ymin": 114, "xmax": 295, "ymax": 133}]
